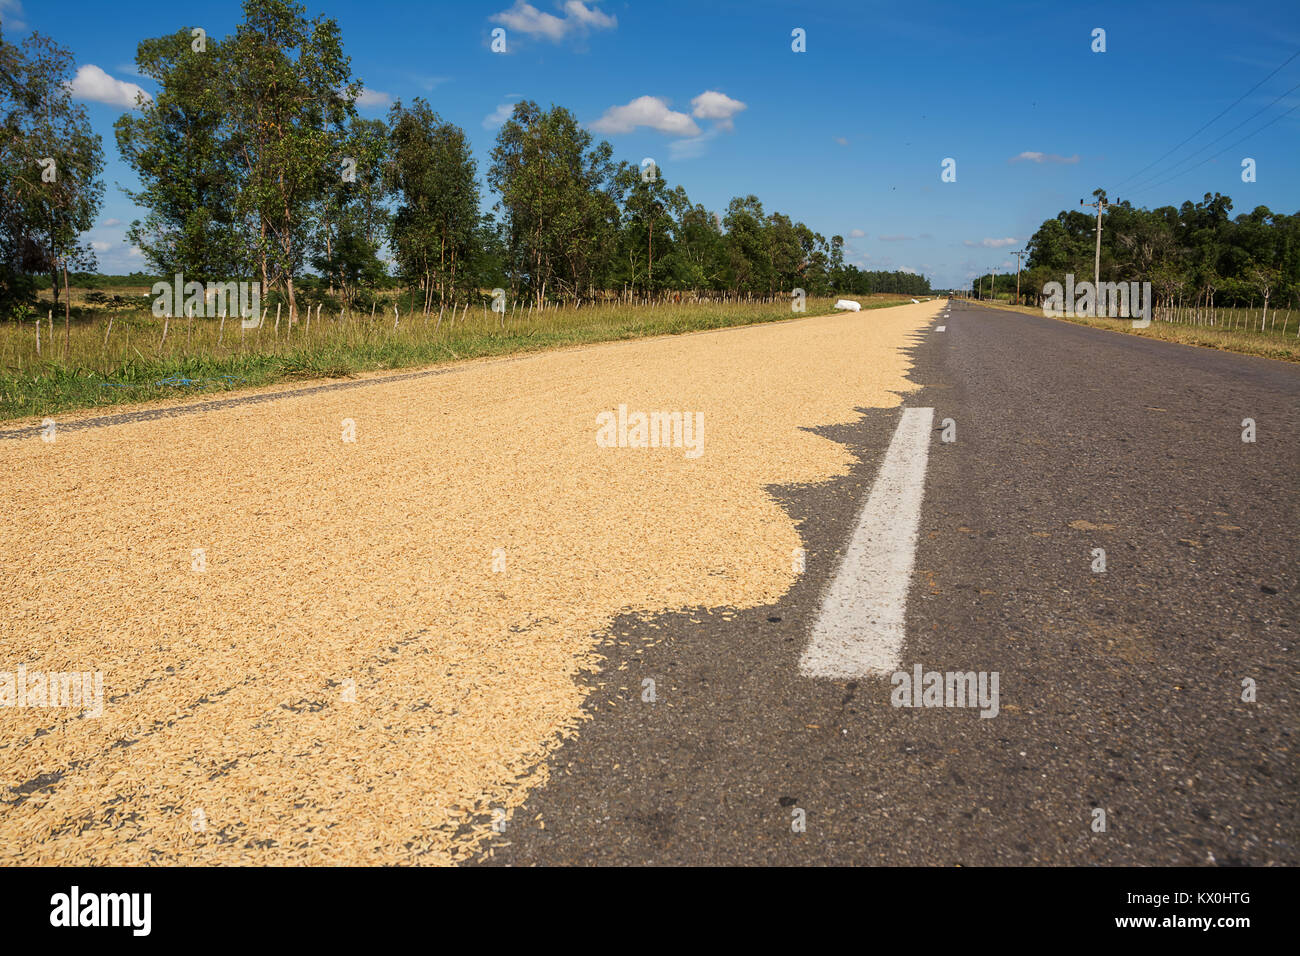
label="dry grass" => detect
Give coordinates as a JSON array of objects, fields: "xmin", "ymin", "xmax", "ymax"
[
  {"xmin": 966, "ymin": 299, "xmax": 1300, "ymax": 363},
  {"xmin": 2, "ymin": 293, "xmax": 915, "ymax": 420}
]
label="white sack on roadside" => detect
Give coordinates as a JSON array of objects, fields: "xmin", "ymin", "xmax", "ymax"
[{"xmin": 834, "ymin": 299, "xmax": 861, "ymax": 311}]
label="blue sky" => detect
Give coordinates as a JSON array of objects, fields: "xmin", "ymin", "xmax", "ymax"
[{"xmin": 4, "ymin": 0, "xmax": 1299, "ymax": 287}]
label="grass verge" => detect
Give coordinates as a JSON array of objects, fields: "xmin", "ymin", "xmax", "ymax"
[
  {"xmin": 966, "ymin": 299, "xmax": 1300, "ymax": 364},
  {"xmin": 2, "ymin": 295, "xmax": 915, "ymax": 421}
]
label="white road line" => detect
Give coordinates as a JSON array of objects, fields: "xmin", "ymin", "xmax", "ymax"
[{"xmin": 799, "ymin": 406, "xmax": 935, "ymax": 679}]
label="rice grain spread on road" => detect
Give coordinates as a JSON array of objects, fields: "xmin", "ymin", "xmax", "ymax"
[{"xmin": 0, "ymin": 301, "xmax": 937, "ymax": 864}]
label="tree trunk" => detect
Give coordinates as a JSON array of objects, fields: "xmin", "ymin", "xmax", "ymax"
[
  {"xmin": 286, "ymin": 276, "xmax": 298, "ymax": 324},
  {"xmin": 260, "ymin": 220, "xmax": 269, "ymax": 300},
  {"xmin": 63, "ymin": 260, "xmax": 71, "ymax": 360}
]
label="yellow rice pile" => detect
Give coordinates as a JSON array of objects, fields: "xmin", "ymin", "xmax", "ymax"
[{"xmin": 0, "ymin": 301, "xmax": 936, "ymax": 863}]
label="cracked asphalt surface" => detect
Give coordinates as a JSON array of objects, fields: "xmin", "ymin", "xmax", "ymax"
[{"xmin": 476, "ymin": 301, "xmax": 1298, "ymax": 866}]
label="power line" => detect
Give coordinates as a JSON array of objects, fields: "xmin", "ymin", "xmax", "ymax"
[
  {"xmin": 1124, "ymin": 76, "xmax": 1300, "ymax": 193},
  {"xmin": 1123, "ymin": 78, "xmax": 1300, "ymax": 194},
  {"xmin": 1107, "ymin": 46, "xmax": 1300, "ymax": 191},
  {"xmin": 1011, "ymin": 249, "xmax": 1028, "ymax": 305},
  {"xmin": 1127, "ymin": 98, "xmax": 1300, "ymax": 199}
]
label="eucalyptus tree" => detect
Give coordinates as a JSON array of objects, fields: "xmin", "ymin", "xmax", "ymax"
[
  {"xmin": 223, "ymin": 0, "xmax": 358, "ymax": 321},
  {"xmin": 0, "ymin": 27, "xmax": 104, "ymax": 321},
  {"xmin": 387, "ymin": 98, "xmax": 478, "ymax": 312},
  {"xmin": 828, "ymin": 235, "xmax": 845, "ymax": 289},
  {"xmin": 489, "ymin": 101, "xmax": 618, "ymax": 303},
  {"xmin": 115, "ymin": 28, "xmax": 243, "ymax": 285},
  {"xmin": 673, "ymin": 200, "xmax": 726, "ymax": 294},
  {"xmin": 722, "ymin": 195, "xmax": 769, "ymax": 294},
  {"xmin": 793, "ymin": 223, "xmax": 829, "ymax": 296},
  {"xmin": 614, "ymin": 159, "xmax": 678, "ymax": 295},
  {"xmin": 765, "ymin": 212, "xmax": 804, "ymax": 296},
  {"xmin": 310, "ymin": 114, "xmax": 390, "ymax": 311}
]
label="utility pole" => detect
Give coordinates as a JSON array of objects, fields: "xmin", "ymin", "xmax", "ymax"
[
  {"xmin": 1011, "ymin": 249, "xmax": 1028, "ymax": 305},
  {"xmin": 1081, "ymin": 195, "xmax": 1109, "ymax": 312},
  {"xmin": 990, "ymin": 267, "xmax": 997, "ymax": 302}
]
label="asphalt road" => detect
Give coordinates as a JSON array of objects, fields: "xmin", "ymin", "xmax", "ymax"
[{"xmin": 477, "ymin": 302, "xmax": 1298, "ymax": 865}]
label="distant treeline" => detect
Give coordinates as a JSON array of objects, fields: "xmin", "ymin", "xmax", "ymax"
[
  {"xmin": 1, "ymin": 0, "xmax": 929, "ymax": 321},
  {"xmin": 30, "ymin": 271, "xmax": 403, "ymax": 292},
  {"xmin": 31, "ymin": 273, "xmax": 154, "ymax": 290},
  {"xmin": 974, "ymin": 191, "xmax": 1299, "ymax": 310}
]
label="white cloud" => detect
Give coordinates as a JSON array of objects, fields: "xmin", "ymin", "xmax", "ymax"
[
  {"xmin": 355, "ymin": 87, "xmax": 391, "ymax": 108},
  {"xmin": 563, "ymin": 0, "xmax": 616, "ymax": 29},
  {"xmin": 88, "ymin": 238, "xmax": 145, "ymax": 275},
  {"xmin": 484, "ymin": 100, "xmax": 522, "ymax": 129},
  {"xmin": 101, "ymin": 218, "xmax": 122, "ymax": 228},
  {"xmin": 834, "ymin": 136, "xmax": 848, "ymax": 146},
  {"xmin": 592, "ymin": 95, "xmax": 699, "ymax": 136},
  {"xmin": 490, "ymin": 1, "xmax": 616, "ymax": 42},
  {"xmin": 690, "ymin": 90, "xmax": 746, "ymax": 130},
  {"xmin": 1009, "ymin": 150, "xmax": 1079, "ymax": 164},
  {"xmin": 492, "ymin": 2, "xmax": 566, "ymax": 40},
  {"xmin": 963, "ymin": 237, "xmax": 1020, "ymax": 248},
  {"xmin": 849, "ymin": 228, "xmax": 866, "ymax": 238},
  {"xmin": 598, "ymin": 89, "xmax": 744, "ymax": 159},
  {"xmin": 878, "ymin": 234, "xmax": 913, "ymax": 242},
  {"xmin": 67, "ymin": 64, "xmax": 151, "ymax": 109},
  {"xmin": 408, "ymin": 74, "xmax": 450, "ymax": 92},
  {"xmin": 668, "ymin": 126, "xmax": 720, "ymax": 160},
  {"xmin": 0, "ymin": 0, "xmax": 26, "ymax": 30},
  {"xmin": 899, "ymin": 266, "xmax": 919, "ymax": 275}
]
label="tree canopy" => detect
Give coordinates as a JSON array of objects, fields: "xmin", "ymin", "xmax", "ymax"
[
  {"xmin": 3, "ymin": 1, "xmax": 935, "ymax": 319},
  {"xmin": 1006, "ymin": 190, "xmax": 1300, "ymax": 310}
]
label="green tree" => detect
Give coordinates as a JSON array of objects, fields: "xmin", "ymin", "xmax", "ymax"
[
  {"xmin": 115, "ymin": 28, "xmax": 243, "ymax": 285},
  {"xmin": 387, "ymin": 99, "xmax": 479, "ymax": 312},
  {"xmin": 614, "ymin": 160, "xmax": 677, "ymax": 294},
  {"xmin": 310, "ymin": 114, "xmax": 390, "ymax": 312},
  {"xmin": 765, "ymin": 212, "xmax": 803, "ymax": 295},
  {"xmin": 673, "ymin": 201, "xmax": 725, "ymax": 293},
  {"xmin": 224, "ymin": 0, "xmax": 359, "ymax": 321},
  {"xmin": 722, "ymin": 195, "xmax": 769, "ymax": 294},
  {"xmin": 0, "ymin": 27, "xmax": 104, "ymax": 327},
  {"xmin": 489, "ymin": 101, "xmax": 618, "ymax": 303}
]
